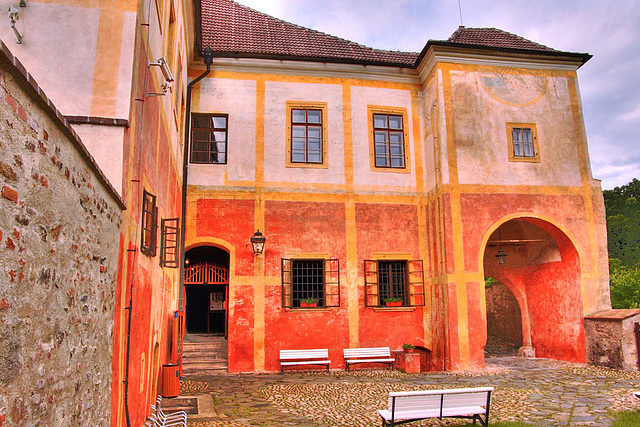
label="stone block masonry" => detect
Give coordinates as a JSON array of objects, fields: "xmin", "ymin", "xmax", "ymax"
[{"xmin": 0, "ymin": 43, "xmax": 123, "ymax": 426}]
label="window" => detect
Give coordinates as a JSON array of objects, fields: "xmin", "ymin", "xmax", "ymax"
[
  {"xmin": 286, "ymin": 102, "xmax": 328, "ymax": 168},
  {"xmin": 190, "ymin": 113, "xmax": 228, "ymax": 164},
  {"xmin": 160, "ymin": 218, "xmax": 179, "ymax": 268},
  {"xmin": 368, "ymin": 106, "xmax": 410, "ymax": 172},
  {"xmin": 141, "ymin": 190, "xmax": 158, "ymax": 257},
  {"xmin": 281, "ymin": 258, "xmax": 340, "ymax": 308},
  {"xmin": 507, "ymin": 123, "xmax": 539, "ymax": 162},
  {"xmin": 364, "ymin": 260, "xmax": 425, "ymax": 307}
]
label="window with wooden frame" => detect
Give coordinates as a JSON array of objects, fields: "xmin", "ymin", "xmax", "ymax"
[
  {"xmin": 160, "ymin": 218, "xmax": 179, "ymax": 268},
  {"xmin": 281, "ymin": 259, "xmax": 340, "ymax": 308},
  {"xmin": 141, "ymin": 190, "xmax": 158, "ymax": 257},
  {"xmin": 507, "ymin": 123, "xmax": 539, "ymax": 162},
  {"xmin": 286, "ymin": 102, "xmax": 328, "ymax": 168},
  {"xmin": 364, "ymin": 260, "xmax": 425, "ymax": 307},
  {"xmin": 190, "ymin": 113, "xmax": 228, "ymax": 164},
  {"xmin": 368, "ymin": 106, "xmax": 410, "ymax": 172}
]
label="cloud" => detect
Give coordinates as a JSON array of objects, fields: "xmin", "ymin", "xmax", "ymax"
[{"xmin": 618, "ymin": 105, "xmax": 640, "ymax": 122}]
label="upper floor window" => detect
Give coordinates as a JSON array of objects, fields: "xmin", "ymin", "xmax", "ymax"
[
  {"xmin": 141, "ymin": 190, "xmax": 158, "ymax": 257},
  {"xmin": 281, "ymin": 258, "xmax": 340, "ymax": 308},
  {"xmin": 364, "ymin": 259, "xmax": 425, "ymax": 307},
  {"xmin": 368, "ymin": 106, "xmax": 410, "ymax": 172},
  {"xmin": 191, "ymin": 113, "xmax": 228, "ymax": 164},
  {"xmin": 507, "ymin": 123, "xmax": 539, "ymax": 162},
  {"xmin": 286, "ymin": 102, "xmax": 328, "ymax": 168}
]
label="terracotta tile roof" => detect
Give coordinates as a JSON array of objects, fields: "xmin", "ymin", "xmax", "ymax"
[
  {"xmin": 200, "ymin": 0, "xmax": 418, "ymax": 66},
  {"xmin": 445, "ymin": 27, "xmax": 557, "ymax": 52}
]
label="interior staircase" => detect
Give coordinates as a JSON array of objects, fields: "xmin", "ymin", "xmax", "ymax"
[{"xmin": 181, "ymin": 333, "xmax": 228, "ymax": 377}]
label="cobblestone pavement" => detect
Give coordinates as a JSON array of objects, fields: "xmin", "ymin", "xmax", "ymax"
[{"xmin": 181, "ymin": 357, "xmax": 640, "ymax": 426}]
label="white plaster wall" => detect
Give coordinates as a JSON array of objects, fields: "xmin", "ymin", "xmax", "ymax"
[
  {"xmin": 451, "ymin": 71, "xmax": 582, "ymax": 187},
  {"xmin": 421, "ymin": 80, "xmax": 437, "ymax": 192},
  {"xmin": 115, "ymin": 11, "xmax": 136, "ymax": 119},
  {"xmin": 72, "ymin": 124, "xmax": 124, "ymax": 195},
  {"xmin": 351, "ymin": 86, "xmax": 416, "ymax": 190},
  {"xmin": 264, "ymin": 81, "xmax": 345, "ymax": 185},
  {"xmin": 0, "ymin": 2, "xmax": 98, "ymax": 115},
  {"xmin": 436, "ymin": 69, "xmax": 450, "ymax": 186},
  {"xmin": 189, "ymin": 77, "xmax": 257, "ymax": 186}
]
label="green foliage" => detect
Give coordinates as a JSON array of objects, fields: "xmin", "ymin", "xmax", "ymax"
[
  {"xmin": 604, "ymin": 178, "xmax": 640, "ymax": 266},
  {"xmin": 402, "ymin": 343, "xmax": 414, "ymax": 350},
  {"xmin": 384, "ymin": 297, "xmax": 402, "ymax": 302},
  {"xmin": 609, "ymin": 259, "xmax": 640, "ymax": 309},
  {"xmin": 610, "ymin": 411, "xmax": 640, "ymax": 427},
  {"xmin": 485, "ymin": 276, "xmax": 497, "ymax": 287}
]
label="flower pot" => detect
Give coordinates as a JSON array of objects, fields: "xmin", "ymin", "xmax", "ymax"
[
  {"xmin": 385, "ymin": 301, "xmax": 402, "ymax": 307},
  {"xmin": 301, "ymin": 302, "xmax": 317, "ymax": 308},
  {"xmin": 405, "ymin": 348, "xmax": 414, "ymax": 353}
]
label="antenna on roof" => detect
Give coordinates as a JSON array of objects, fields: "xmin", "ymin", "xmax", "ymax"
[{"xmin": 457, "ymin": 0, "xmax": 464, "ymax": 27}]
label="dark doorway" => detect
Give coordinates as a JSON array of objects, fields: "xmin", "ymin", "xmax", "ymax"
[{"xmin": 184, "ymin": 246, "xmax": 229, "ymax": 335}]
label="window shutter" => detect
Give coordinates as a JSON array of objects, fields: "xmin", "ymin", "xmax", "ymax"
[
  {"xmin": 364, "ymin": 260, "xmax": 379, "ymax": 307},
  {"xmin": 324, "ymin": 259, "xmax": 340, "ymax": 307},
  {"xmin": 407, "ymin": 260, "xmax": 425, "ymax": 307},
  {"xmin": 150, "ymin": 205, "xmax": 159, "ymax": 257},
  {"xmin": 281, "ymin": 258, "xmax": 293, "ymax": 308},
  {"xmin": 160, "ymin": 218, "xmax": 180, "ymax": 268}
]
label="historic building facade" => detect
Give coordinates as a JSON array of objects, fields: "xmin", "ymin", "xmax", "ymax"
[{"xmin": 0, "ymin": 0, "xmax": 610, "ymax": 425}]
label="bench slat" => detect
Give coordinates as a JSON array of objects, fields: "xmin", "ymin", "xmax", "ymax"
[
  {"xmin": 344, "ymin": 347, "xmax": 391, "ymax": 358},
  {"xmin": 378, "ymin": 405, "xmax": 486, "ymax": 421},
  {"xmin": 346, "ymin": 358, "xmax": 394, "ymax": 364},
  {"xmin": 280, "ymin": 360, "xmax": 331, "ymax": 366},
  {"xmin": 280, "ymin": 349, "xmax": 329, "ymax": 360}
]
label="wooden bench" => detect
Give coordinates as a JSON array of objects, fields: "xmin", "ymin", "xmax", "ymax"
[
  {"xmin": 343, "ymin": 347, "xmax": 394, "ymax": 371},
  {"xmin": 378, "ymin": 387, "xmax": 493, "ymax": 427},
  {"xmin": 279, "ymin": 349, "xmax": 330, "ymax": 372}
]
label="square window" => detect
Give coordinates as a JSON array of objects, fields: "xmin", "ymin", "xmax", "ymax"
[
  {"xmin": 364, "ymin": 259, "xmax": 425, "ymax": 307},
  {"xmin": 507, "ymin": 123, "xmax": 539, "ymax": 162},
  {"xmin": 286, "ymin": 102, "xmax": 328, "ymax": 168},
  {"xmin": 281, "ymin": 258, "xmax": 340, "ymax": 308},
  {"xmin": 190, "ymin": 113, "xmax": 228, "ymax": 164}
]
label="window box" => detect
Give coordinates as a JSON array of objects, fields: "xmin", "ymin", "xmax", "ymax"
[{"xmin": 385, "ymin": 301, "xmax": 402, "ymax": 307}]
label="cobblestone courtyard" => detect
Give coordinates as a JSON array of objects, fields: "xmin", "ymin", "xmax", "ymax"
[{"xmin": 179, "ymin": 357, "xmax": 640, "ymax": 426}]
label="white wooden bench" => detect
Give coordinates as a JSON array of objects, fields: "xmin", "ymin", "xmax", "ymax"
[
  {"xmin": 378, "ymin": 387, "xmax": 493, "ymax": 427},
  {"xmin": 343, "ymin": 347, "xmax": 394, "ymax": 371},
  {"xmin": 279, "ymin": 349, "xmax": 330, "ymax": 372}
]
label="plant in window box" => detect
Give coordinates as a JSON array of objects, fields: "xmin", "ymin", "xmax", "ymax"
[
  {"xmin": 383, "ymin": 297, "xmax": 403, "ymax": 307},
  {"xmin": 300, "ymin": 298, "xmax": 319, "ymax": 308},
  {"xmin": 402, "ymin": 343, "xmax": 415, "ymax": 353}
]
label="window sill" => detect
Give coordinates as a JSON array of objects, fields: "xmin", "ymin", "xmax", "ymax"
[
  {"xmin": 372, "ymin": 306, "xmax": 416, "ymax": 312},
  {"xmin": 284, "ymin": 307, "xmax": 333, "ymax": 313}
]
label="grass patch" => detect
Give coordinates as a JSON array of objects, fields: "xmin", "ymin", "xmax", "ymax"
[{"xmin": 611, "ymin": 411, "xmax": 640, "ymax": 426}]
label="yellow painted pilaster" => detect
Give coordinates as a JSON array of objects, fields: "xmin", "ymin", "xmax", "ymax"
[
  {"xmin": 343, "ymin": 83, "xmax": 359, "ymax": 348},
  {"xmin": 253, "ymin": 78, "xmax": 266, "ymax": 371}
]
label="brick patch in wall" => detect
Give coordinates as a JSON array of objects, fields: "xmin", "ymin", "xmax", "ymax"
[{"xmin": 2, "ymin": 185, "xmax": 18, "ymax": 202}]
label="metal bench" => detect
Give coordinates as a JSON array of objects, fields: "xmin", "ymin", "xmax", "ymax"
[
  {"xmin": 343, "ymin": 347, "xmax": 394, "ymax": 371},
  {"xmin": 279, "ymin": 349, "xmax": 330, "ymax": 372},
  {"xmin": 378, "ymin": 387, "xmax": 493, "ymax": 427}
]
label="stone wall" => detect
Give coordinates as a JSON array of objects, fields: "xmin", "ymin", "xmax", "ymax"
[
  {"xmin": 0, "ymin": 45, "xmax": 123, "ymax": 426},
  {"xmin": 584, "ymin": 309, "xmax": 640, "ymax": 371}
]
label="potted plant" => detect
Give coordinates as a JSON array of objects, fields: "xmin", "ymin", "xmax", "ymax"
[
  {"xmin": 402, "ymin": 343, "xmax": 415, "ymax": 353},
  {"xmin": 383, "ymin": 297, "xmax": 403, "ymax": 307},
  {"xmin": 300, "ymin": 298, "xmax": 319, "ymax": 308}
]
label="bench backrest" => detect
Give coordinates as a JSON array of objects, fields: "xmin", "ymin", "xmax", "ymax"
[
  {"xmin": 280, "ymin": 349, "xmax": 329, "ymax": 360},
  {"xmin": 388, "ymin": 387, "xmax": 493, "ymax": 413},
  {"xmin": 344, "ymin": 347, "xmax": 391, "ymax": 359}
]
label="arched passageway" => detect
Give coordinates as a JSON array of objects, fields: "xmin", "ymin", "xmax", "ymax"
[
  {"xmin": 184, "ymin": 246, "xmax": 230, "ymax": 335},
  {"xmin": 482, "ymin": 218, "xmax": 585, "ymax": 362}
]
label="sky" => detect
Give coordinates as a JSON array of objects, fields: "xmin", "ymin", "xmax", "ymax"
[{"xmin": 236, "ymin": 0, "xmax": 640, "ymax": 190}]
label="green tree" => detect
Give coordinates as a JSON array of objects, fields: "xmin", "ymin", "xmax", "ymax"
[{"xmin": 609, "ymin": 259, "xmax": 640, "ymax": 309}]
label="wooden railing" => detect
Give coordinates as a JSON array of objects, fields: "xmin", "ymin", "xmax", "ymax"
[{"xmin": 184, "ymin": 262, "xmax": 229, "ymax": 285}]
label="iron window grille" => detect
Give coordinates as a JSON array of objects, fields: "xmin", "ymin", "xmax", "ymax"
[
  {"xmin": 373, "ymin": 113, "xmax": 405, "ymax": 168},
  {"xmin": 364, "ymin": 260, "xmax": 425, "ymax": 307},
  {"xmin": 291, "ymin": 108, "xmax": 323, "ymax": 164},
  {"xmin": 190, "ymin": 113, "xmax": 228, "ymax": 164},
  {"xmin": 141, "ymin": 190, "xmax": 158, "ymax": 257},
  {"xmin": 281, "ymin": 258, "xmax": 340, "ymax": 308},
  {"xmin": 160, "ymin": 218, "xmax": 180, "ymax": 268}
]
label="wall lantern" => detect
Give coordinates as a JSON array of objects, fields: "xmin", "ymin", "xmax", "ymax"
[
  {"xmin": 495, "ymin": 249, "xmax": 508, "ymax": 265},
  {"xmin": 250, "ymin": 230, "xmax": 266, "ymax": 255}
]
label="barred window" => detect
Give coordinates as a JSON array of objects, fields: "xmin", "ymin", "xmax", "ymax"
[
  {"xmin": 282, "ymin": 259, "xmax": 340, "ymax": 308},
  {"xmin": 190, "ymin": 113, "xmax": 228, "ymax": 164},
  {"xmin": 364, "ymin": 260, "xmax": 425, "ymax": 307},
  {"xmin": 141, "ymin": 190, "xmax": 158, "ymax": 257}
]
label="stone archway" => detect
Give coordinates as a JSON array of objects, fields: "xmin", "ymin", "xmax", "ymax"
[{"xmin": 482, "ymin": 218, "xmax": 585, "ymax": 362}]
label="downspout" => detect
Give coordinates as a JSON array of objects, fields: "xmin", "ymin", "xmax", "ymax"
[{"xmin": 179, "ymin": 47, "xmax": 214, "ymax": 307}]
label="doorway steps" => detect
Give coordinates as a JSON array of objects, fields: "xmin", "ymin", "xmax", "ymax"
[{"xmin": 181, "ymin": 333, "xmax": 228, "ymax": 377}]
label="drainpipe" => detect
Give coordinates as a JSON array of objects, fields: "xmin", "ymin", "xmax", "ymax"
[{"xmin": 179, "ymin": 47, "xmax": 214, "ymax": 308}]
